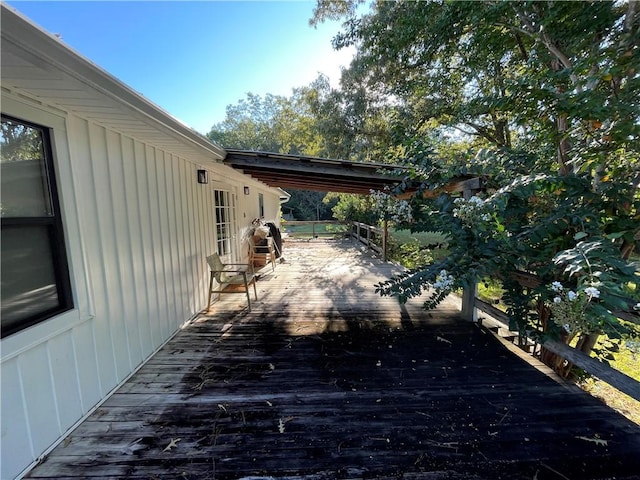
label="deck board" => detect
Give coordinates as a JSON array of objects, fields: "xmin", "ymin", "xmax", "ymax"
[{"xmin": 26, "ymin": 239, "xmax": 640, "ymax": 479}]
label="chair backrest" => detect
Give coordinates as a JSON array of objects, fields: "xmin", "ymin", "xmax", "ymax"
[{"xmin": 206, "ymin": 253, "xmax": 225, "ymax": 283}]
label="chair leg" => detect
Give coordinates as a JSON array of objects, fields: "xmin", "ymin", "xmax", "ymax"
[
  {"xmin": 251, "ymin": 278, "xmax": 258, "ymax": 300},
  {"xmin": 245, "ymin": 284, "xmax": 252, "ymax": 312},
  {"xmin": 207, "ymin": 272, "xmax": 214, "ymax": 311}
]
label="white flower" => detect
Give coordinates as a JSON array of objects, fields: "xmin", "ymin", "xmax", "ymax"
[
  {"xmin": 371, "ymin": 190, "xmax": 413, "ymax": 223},
  {"xmin": 553, "ymin": 297, "xmax": 562, "ymax": 303},
  {"xmin": 567, "ymin": 291, "xmax": 577, "ymax": 301},
  {"xmin": 584, "ymin": 287, "xmax": 600, "ymax": 299},
  {"xmin": 481, "ymin": 213, "xmax": 491, "ymax": 221},
  {"xmin": 563, "ymin": 324, "xmax": 572, "ymax": 333},
  {"xmin": 634, "ymin": 303, "xmax": 640, "ymax": 311},
  {"xmin": 551, "ymin": 281, "xmax": 563, "ymax": 293},
  {"xmin": 433, "ymin": 269, "xmax": 454, "ymax": 291}
]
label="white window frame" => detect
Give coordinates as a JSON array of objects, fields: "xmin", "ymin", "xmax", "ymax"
[
  {"xmin": 214, "ymin": 189, "xmax": 237, "ymax": 261},
  {"xmin": 1, "ymin": 92, "xmax": 91, "ymax": 361},
  {"xmin": 1, "ymin": 114, "xmax": 75, "ymax": 338}
]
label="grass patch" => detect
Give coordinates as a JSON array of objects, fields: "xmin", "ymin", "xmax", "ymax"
[
  {"xmin": 388, "ymin": 230, "xmax": 450, "ymax": 268},
  {"xmin": 477, "ymin": 278, "xmax": 506, "ymax": 308},
  {"xmin": 282, "ymin": 223, "xmax": 348, "ymax": 238},
  {"xmin": 391, "ymin": 229, "xmax": 449, "ymax": 248}
]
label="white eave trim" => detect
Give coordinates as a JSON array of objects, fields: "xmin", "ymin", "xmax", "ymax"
[{"xmin": 277, "ymin": 188, "xmax": 291, "ymax": 203}]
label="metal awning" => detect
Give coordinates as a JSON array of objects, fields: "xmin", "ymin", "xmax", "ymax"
[{"xmin": 224, "ymin": 150, "xmax": 406, "ymax": 194}]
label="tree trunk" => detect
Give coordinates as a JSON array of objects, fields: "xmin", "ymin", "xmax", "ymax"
[
  {"xmin": 556, "ymin": 114, "xmax": 571, "ymax": 176},
  {"xmin": 554, "ymin": 332, "xmax": 600, "ymax": 379},
  {"xmin": 539, "ymin": 301, "xmax": 570, "ymax": 373},
  {"xmin": 576, "ymin": 333, "xmax": 599, "ymax": 356}
]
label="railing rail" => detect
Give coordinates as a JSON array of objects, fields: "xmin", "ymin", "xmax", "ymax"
[
  {"xmin": 282, "ymin": 220, "xmax": 348, "ymax": 238},
  {"xmin": 466, "ymin": 272, "xmax": 640, "ymax": 401},
  {"xmin": 350, "ymin": 221, "xmax": 388, "ymax": 260}
]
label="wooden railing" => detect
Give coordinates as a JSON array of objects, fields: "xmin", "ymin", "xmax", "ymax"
[
  {"xmin": 451, "ymin": 181, "xmax": 639, "ymax": 400},
  {"xmin": 463, "ymin": 273, "xmax": 640, "ymax": 401},
  {"xmin": 282, "ymin": 220, "xmax": 348, "ymax": 239},
  {"xmin": 350, "ymin": 221, "xmax": 389, "ymax": 261}
]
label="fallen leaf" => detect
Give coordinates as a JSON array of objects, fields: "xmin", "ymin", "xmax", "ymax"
[
  {"xmin": 278, "ymin": 416, "xmax": 294, "ymax": 434},
  {"xmin": 576, "ymin": 435, "xmax": 608, "ymax": 447},
  {"xmin": 121, "ymin": 437, "xmax": 145, "ymax": 456},
  {"xmin": 163, "ymin": 438, "xmax": 181, "ymax": 453}
]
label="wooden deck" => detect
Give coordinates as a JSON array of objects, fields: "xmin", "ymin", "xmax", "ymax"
[{"xmin": 27, "ymin": 239, "xmax": 640, "ymax": 479}]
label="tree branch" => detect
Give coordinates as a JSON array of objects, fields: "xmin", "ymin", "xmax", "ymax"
[
  {"xmin": 507, "ymin": 7, "xmax": 579, "ymax": 87},
  {"xmin": 513, "ymin": 32, "xmax": 529, "ymax": 62},
  {"xmin": 463, "ymin": 121, "xmax": 501, "ymax": 146}
]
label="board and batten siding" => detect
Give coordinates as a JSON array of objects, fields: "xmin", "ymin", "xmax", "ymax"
[{"xmin": 1, "ymin": 92, "xmax": 240, "ymax": 479}]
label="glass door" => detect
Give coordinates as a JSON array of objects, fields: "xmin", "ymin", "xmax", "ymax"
[{"xmin": 213, "ymin": 188, "xmax": 238, "ymax": 262}]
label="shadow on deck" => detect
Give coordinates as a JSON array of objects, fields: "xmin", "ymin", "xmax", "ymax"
[{"xmin": 26, "ymin": 240, "xmax": 640, "ymax": 479}]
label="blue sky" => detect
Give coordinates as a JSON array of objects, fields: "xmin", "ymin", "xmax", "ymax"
[{"xmin": 6, "ymin": 1, "xmax": 355, "ymax": 134}]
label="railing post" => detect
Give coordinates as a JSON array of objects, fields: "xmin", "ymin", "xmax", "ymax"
[
  {"xmin": 366, "ymin": 225, "xmax": 371, "ymax": 249},
  {"xmin": 461, "ymin": 281, "xmax": 478, "ymax": 322},
  {"xmin": 461, "ymin": 187, "xmax": 478, "ymax": 322},
  {"xmin": 382, "ymin": 220, "xmax": 388, "ymax": 262}
]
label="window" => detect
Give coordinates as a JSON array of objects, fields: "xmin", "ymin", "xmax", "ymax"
[
  {"xmin": 214, "ymin": 189, "xmax": 235, "ymax": 257},
  {"xmin": 258, "ymin": 193, "xmax": 264, "ymax": 218},
  {"xmin": 1, "ymin": 115, "xmax": 73, "ymax": 338}
]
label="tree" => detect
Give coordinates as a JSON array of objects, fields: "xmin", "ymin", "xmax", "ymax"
[
  {"xmin": 314, "ymin": 0, "xmax": 640, "ymax": 366},
  {"xmin": 293, "ymin": 74, "xmax": 400, "ymax": 163},
  {"xmin": 207, "ymin": 91, "xmax": 340, "ymax": 221},
  {"xmin": 207, "ymin": 91, "xmax": 324, "ymax": 155},
  {"xmin": 287, "ymin": 189, "xmax": 335, "ymax": 221},
  {"xmin": 323, "ymin": 192, "xmax": 376, "ymax": 224}
]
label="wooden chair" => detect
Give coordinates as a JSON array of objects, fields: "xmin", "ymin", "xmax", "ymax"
[
  {"xmin": 249, "ymin": 236, "xmax": 276, "ymax": 272},
  {"xmin": 206, "ymin": 253, "xmax": 258, "ymax": 312}
]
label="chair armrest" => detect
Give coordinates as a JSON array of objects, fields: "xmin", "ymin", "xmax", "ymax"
[{"xmin": 212, "ymin": 266, "xmax": 251, "ymax": 274}]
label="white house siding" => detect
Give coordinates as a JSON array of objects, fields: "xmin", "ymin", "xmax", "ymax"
[
  {"xmin": 262, "ymin": 189, "xmax": 283, "ymax": 226},
  {"xmin": 1, "ymin": 90, "xmax": 281, "ymax": 479}
]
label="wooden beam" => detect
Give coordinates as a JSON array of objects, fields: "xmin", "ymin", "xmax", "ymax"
[
  {"xmin": 225, "ymin": 153, "xmax": 400, "ymax": 182},
  {"xmin": 235, "ymin": 169, "xmax": 398, "ymax": 193},
  {"xmin": 396, "ymin": 176, "xmax": 484, "ymax": 200},
  {"xmin": 240, "ymin": 174, "xmax": 390, "ymax": 194},
  {"xmin": 224, "ymin": 150, "xmax": 406, "ymax": 194},
  {"xmin": 475, "ymin": 298, "xmax": 510, "ymax": 325},
  {"xmin": 509, "ymin": 270, "xmax": 543, "ymax": 289}
]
